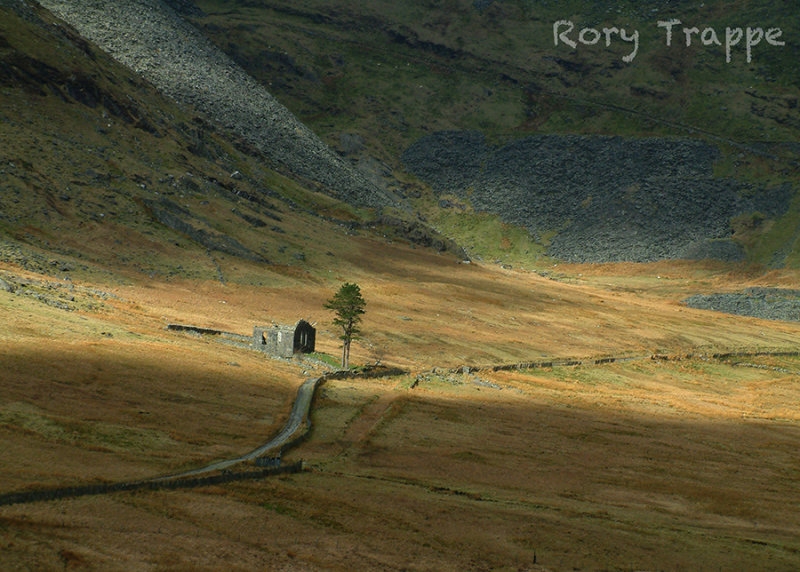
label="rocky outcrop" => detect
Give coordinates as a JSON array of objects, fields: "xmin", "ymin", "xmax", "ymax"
[
  {"xmin": 403, "ymin": 131, "xmax": 793, "ymax": 263},
  {"xmin": 0, "ymin": 276, "xmax": 16, "ymax": 293},
  {"xmin": 142, "ymin": 198, "xmax": 268, "ymax": 262},
  {"xmin": 683, "ymin": 288, "xmax": 800, "ymax": 322},
  {"xmin": 36, "ymin": 0, "xmax": 397, "ymax": 209}
]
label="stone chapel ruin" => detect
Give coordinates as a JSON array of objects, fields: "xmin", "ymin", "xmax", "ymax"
[{"xmin": 252, "ymin": 320, "xmax": 316, "ymax": 358}]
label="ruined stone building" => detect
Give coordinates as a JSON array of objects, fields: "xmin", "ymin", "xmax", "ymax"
[{"xmin": 252, "ymin": 320, "xmax": 315, "ymax": 358}]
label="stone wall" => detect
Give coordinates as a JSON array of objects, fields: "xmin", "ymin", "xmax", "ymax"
[{"xmin": 0, "ymin": 462, "xmax": 303, "ymax": 507}]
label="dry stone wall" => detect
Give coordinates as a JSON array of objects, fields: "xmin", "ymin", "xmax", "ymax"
[{"xmin": 0, "ymin": 462, "xmax": 304, "ymax": 507}]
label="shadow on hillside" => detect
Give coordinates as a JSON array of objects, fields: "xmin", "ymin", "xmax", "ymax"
[{"xmin": 0, "ymin": 342, "xmax": 298, "ymax": 489}]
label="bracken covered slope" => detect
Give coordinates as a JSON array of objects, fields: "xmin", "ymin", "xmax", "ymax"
[{"xmin": 1, "ymin": 0, "xmax": 466, "ymax": 283}]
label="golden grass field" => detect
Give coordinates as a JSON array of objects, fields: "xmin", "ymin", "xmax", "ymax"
[{"xmin": 1, "ymin": 237, "xmax": 800, "ymax": 571}]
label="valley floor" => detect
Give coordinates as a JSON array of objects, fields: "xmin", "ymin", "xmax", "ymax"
[{"xmin": 1, "ymin": 245, "xmax": 799, "ymax": 571}]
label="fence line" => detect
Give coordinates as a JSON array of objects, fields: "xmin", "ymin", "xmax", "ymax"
[{"xmin": 439, "ymin": 349, "xmax": 800, "ymax": 375}]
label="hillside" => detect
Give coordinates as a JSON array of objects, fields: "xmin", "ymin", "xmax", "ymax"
[
  {"xmin": 185, "ymin": 0, "xmax": 800, "ymax": 266},
  {"xmin": 403, "ymin": 132, "xmax": 794, "ymax": 262},
  {"xmin": 0, "ymin": 0, "xmax": 462, "ymax": 286},
  {"xmin": 37, "ymin": 0, "xmax": 398, "ymax": 210}
]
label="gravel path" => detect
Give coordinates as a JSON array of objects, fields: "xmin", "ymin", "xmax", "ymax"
[
  {"xmin": 1, "ymin": 349, "xmax": 796, "ymax": 506},
  {"xmin": 0, "ymin": 374, "xmax": 323, "ymax": 506},
  {"xmin": 152, "ymin": 376, "xmax": 321, "ymax": 481}
]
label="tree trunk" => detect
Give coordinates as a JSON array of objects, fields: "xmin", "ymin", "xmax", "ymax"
[{"xmin": 341, "ymin": 340, "xmax": 348, "ymax": 369}]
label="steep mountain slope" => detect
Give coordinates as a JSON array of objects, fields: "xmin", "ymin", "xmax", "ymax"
[
  {"xmin": 185, "ymin": 0, "xmax": 800, "ymax": 266},
  {"xmin": 188, "ymin": 0, "xmax": 800, "ymax": 149},
  {"xmin": 36, "ymin": 0, "xmax": 398, "ymax": 209},
  {"xmin": 0, "ymin": 1, "xmax": 460, "ymax": 284}
]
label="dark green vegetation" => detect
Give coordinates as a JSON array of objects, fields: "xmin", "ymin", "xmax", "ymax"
[
  {"xmin": 187, "ymin": 0, "xmax": 800, "ymax": 266},
  {"xmin": 190, "ymin": 0, "xmax": 800, "ymax": 149},
  {"xmin": 3, "ymin": 0, "xmax": 800, "ymax": 269},
  {"xmin": 0, "ymin": 2, "xmax": 325, "ymax": 280},
  {"xmin": 325, "ymin": 282, "xmax": 366, "ymax": 368}
]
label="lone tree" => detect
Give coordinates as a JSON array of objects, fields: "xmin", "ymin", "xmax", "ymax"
[{"xmin": 324, "ymin": 282, "xmax": 366, "ymax": 369}]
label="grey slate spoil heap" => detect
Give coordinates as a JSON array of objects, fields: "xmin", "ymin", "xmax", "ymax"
[{"xmin": 37, "ymin": 0, "xmax": 395, "ymax": 209}]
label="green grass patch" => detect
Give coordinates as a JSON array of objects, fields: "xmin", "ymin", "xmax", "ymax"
[
  {"xmin": 748, "ymin": 193, "xmax": 800, "ymax": 267},
  {"xmin": 427, "ymin": 204, "xmax": 549, "ymax": 267},
  {"xmin": 261, "ymin": 501, "xmax": 299, "ymax": 517},
  {"xmin": 308, "ymin": 352, "xmax": 341, "ymax": 368}
]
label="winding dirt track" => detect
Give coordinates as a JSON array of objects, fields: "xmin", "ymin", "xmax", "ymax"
[
  {"xmin": 0, "ymin": 376, "xmax": 325, "ymax": 507},
  {"xmin": 155, "ymin": 348, "xmax": 800, "ymax": 481},
  {"xmin": 1, "ymin": 348, "xmax": 797, "ymax": 507},
  {"xmin": 152, "ymin": 376, "xmax": 321, "ymax": 481}
]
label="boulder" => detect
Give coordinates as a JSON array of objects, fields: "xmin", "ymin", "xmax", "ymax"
[{"xmin": 0, "ymin": 277, "xmax": 16, "ymax": 293}]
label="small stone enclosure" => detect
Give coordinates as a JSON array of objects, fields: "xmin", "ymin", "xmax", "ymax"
[{"xmin": 253, "ymin": 320, "xmax": 315, "ymax": 358}]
